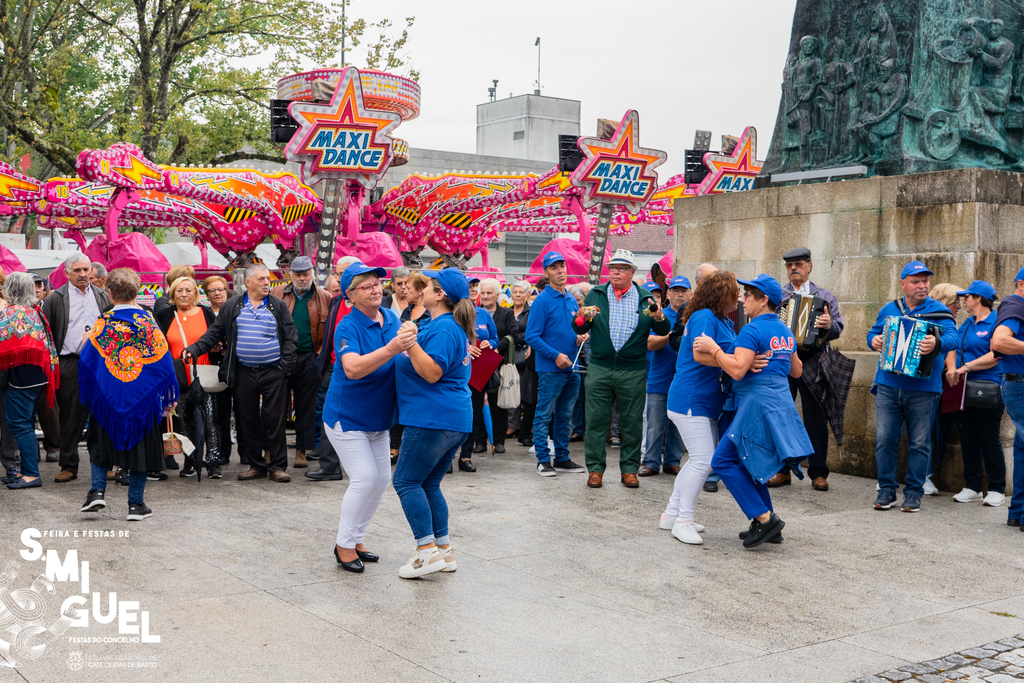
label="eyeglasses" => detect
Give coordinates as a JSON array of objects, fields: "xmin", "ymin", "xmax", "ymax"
[
  {"xmin": 206, "ymin": 288, "xmax": 226, "ymax": 295},
  {"xmin": 352, "ymin": 282, "xmax": 382, "ymax": 294}
]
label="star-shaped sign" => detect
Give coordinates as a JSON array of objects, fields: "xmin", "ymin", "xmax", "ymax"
[
  {"xmin": 284, "ymin": 66, "xmax": 402, "ymax": 189},
  {"xmin": 570, "ymin": 110, "xmax": 667, "ymax": 214},
  {"xmin": 696, "ymin": 126, "xmax": 763, "ymax": 196}
]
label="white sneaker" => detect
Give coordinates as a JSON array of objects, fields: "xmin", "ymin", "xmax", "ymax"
[
  {"xmin": 923, "ymin": 476, "xmax": 939, "ymax": 496},
  {"xmin": 953, "ymin": 488, "xmax": 983, "ymax": 503},
  {"xmin": 671, "ymin": 521, "xmax": 704, "ymax": 545},
  {"xmin": 528, "ymin": 439, "xmax": 556, "ymax": 455},
  {"xmin": 399, "ymin": 548, "xmax": 447, "ymax": 579},
  {"xmin": 660, "ymin": 514, "xmax": 704, "ymax": 532},
  {"xmin": 439, "ymin": 547, "xmax": 457, "ymax": 572},
  {"xmin": 984, "ymin": 491, "xmax": 1006, "ymax": 507}
]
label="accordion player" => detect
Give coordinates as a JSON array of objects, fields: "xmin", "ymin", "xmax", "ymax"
[
  {"xmin": 877, "ymin": 316, "xmax": 942, "ymax": 378},
  {"xmin": 780, "ymin": 293, "xmax": 828, "ymax": 349}
]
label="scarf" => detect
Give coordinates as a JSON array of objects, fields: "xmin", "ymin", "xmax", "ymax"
[
  {"xmin": 612, "ymin": 286, "xmax": 631, "ymax": 301},
  {"xmin": 79, "ymin": 307, "xmax": 179, "ymax": 451},
  {"xmin": 0, "ymin": 304, "xmax": 59, "ymax": 407}
]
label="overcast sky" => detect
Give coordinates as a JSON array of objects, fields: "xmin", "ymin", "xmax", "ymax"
[{"xmin": 342, "ymin": 0, "xmax": 799, "ymax": 177}]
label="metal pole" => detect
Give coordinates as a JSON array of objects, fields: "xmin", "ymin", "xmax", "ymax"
[
  {"xmin": 587, "ymin": 203, "xmax": 613, "ymax": 286},
  {"xmin": 339, "ymin": 0, "xmax": 346, "ymax": 67}
]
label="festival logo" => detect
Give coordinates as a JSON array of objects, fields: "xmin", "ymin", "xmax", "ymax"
[
  {"xmin": 695, "ymin": 127, "xmax": 764, "ymax": 196},
  {"xmin": 570, "ymin": 110, "xmax": 667, "ymax": 214},
  {"xmin": 1, "ymin": 528, "xmax": 160, "ymax": 670},
  {"xmin": 284, "ymin": 67, "xmax": 402, "ymax": 189}
]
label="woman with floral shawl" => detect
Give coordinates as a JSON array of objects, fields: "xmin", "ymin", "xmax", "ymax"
[
  {"xmin": 0, "ymin": 272, "xmax": 59, "ymax": 489},
  {"xmin": 79, "ymin": 269, "xmax": 179, "ymax": 520}
]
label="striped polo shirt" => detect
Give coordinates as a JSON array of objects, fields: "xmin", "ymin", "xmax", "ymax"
[{"xmin": 236, "ymin": 294, "xmax": 281, "ymax": 366}]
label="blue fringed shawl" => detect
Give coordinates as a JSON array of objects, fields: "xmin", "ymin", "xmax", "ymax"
[{"xmin": 79, "ymin": 307, "xmax": 179, "ymax": 451}]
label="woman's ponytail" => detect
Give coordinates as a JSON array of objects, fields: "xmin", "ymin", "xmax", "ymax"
[{"xmin": 452, "ymin": 298, "xmax": 477, "ymax": 344}]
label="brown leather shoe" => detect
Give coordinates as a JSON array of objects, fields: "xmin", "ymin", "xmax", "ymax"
[
  {"xmin": 587, "ymin": 472, "xmax": 603, "ymax": 488},
  {"xmin": 54, "ymin": 470, "xmax": 77, "ymax": 483},
  {"xmin": 269, "ymin": 470, "xmax": 291, "ymax": 482},
  {"xmin": 237, "ymin": 468, "xmax": 268, "ymax": 481},
  {"xmin": 637, "ymin": 465, "xmax": 658, "ymax": 477},
  {"xmin": 664, "ymin": 465, "xmax": 681, "ymax": 475},
  {"xmin": 766, "ymin": 472, "xmax": 791, "ymax": 488},
  {"xmin": 812, "ymin": 477, "xmax": 829, "ymax": 491},
  {"xmin": 294, "ymin": 450, "xmax": 308, "ymax": 469},
  {"xmin": 621, "ymin": 473, "xmax": 639, "ymax": 488}
]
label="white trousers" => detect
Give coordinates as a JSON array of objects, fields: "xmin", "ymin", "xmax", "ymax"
[
  {"xmin": 324, "ymin": 422, "xmax": 391, "ymax": 549},
  {"xmin": 664, "ymin": 411, "xmax": 718, "ymax": 522}
]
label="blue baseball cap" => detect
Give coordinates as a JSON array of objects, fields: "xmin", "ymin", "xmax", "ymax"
[
  {"xmin": 900, "ymin": 260, "xmax": 934, "ymax": 279},
  {"xmin": 957, "ymin": 280, "xmax": 997, "ymax": 300},
  {"xmin": 423, "ymin": 269, "xmax": 470, "ymax": 303},
  {"xmin": 339, "ymin": 262, "xmax": 386, "ymax": 300},
  {"xmin": 669, "ymin": 275, "xmax": 691, "ymax": 290},
  {"xmin": 542, "ymin": 251, "xmax": 566, "ymax": 269},
  {"xmin": 737, "ymin": 273, "xmax": 785, "ymax": 307},
  {"xmin": 643, "ymin": 280, "xmax": 661, "ymax": 292},
  {"xmin": 1015, "ymin": 266, "xmax": 1024, "ymax": 283}
]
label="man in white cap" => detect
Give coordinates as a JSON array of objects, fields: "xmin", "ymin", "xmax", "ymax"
[{"xmin": 573, "ymin": 249, "xmax": 669, "ymax": 489}]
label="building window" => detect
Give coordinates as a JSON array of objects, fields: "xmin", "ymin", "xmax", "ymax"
[
  {"xmin": 513, "ymin": 130, "xmax": 525, "ymax": 140},
  {"xmin": 504, "ymin": 233, "xmax": 550, "ymax": 269}
]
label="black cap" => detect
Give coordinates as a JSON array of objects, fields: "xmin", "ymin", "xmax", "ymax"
[{"xmin": 783, "ymin": 247, "xmax": 812, "ymax": 262}]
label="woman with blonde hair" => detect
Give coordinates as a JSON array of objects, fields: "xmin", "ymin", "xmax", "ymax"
[
  {"xmin": 927, "ymin": 282, "xmax": 964, "ymax": 495},
  {"xmin": 156, "ymin": 276, "xmax": 222, "ymax": 478}
]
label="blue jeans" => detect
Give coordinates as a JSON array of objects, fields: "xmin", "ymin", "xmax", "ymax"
[
  {"xmin": 392, "ymin": 426, "xmax": 470, "ymax": 546},
  {"xmin": 875, "ymin": 384, "xmax": 939, "ymax": 497},
  {"xmin": 90, "ymin": 463, "xmax": 147, "ymax": 505},
  {"xmin": 534, "ymin": 371, "xmax": 581, "ymax": 463},
  {"xmin": 712, "ymin": 437, "xmax": 773, "ymax": 520},
  {"xmin": 642, "ymin": 393, "xmax": 684, "ymax": 470},
  {"xmin": 1001, "ymin": 381, "xmax": 1024, "ymax": 521},
  {"xmin": 4, "ymin": 386, "xmax": 42, "ymax": 478}
]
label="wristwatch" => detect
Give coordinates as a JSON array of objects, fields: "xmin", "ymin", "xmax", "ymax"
[{"xmin": 965, "ymin": 361, "xmax": 972, "ymax": 372}]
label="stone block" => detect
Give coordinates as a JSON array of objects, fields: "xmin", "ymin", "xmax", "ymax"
[
  {"xmin": 977, "ymin": 658, "xmax": 1007, "ymax": 670},
  {"xmin": 987, "ymin": 643, "xmax": 1015, "ymax": 653},
  {"xmin": 899, "ymin": 663, "xmax": 937, "ymax": 674},
  {"xmin": 710, "ymin": 188, "xmax": 770, "ymax": 222},
  {"xmin": 674, "ymin": 195, "xmax": 713, "ymax": 225},
  {"xmin": 832, "ymin": 176, "xmax": 883, "ymax": 212},
  {"xmin": 878, "ymin": 670, "xmax": 912, "ymax": 681},
  {"xmin": 775, "ymin": 181, "xmax": 835, "ymax": 216},
  {"xmin": 980, "ymin": 675, "xmax": 1019, "ymax": 683},
  {"xmin": 961, "ymin": 649, "xmax": 999, "ymax": 659},
  {"xmin": 894, "ymin": 169, "xmax": 980, "ymax": 208},
  {"xmin": 915, "ymin": 676, "xmax": 946, "ymax": 683},
  {"xmin": 973, "ymin": 170, "xmax": 1024, "ymax": 206}
]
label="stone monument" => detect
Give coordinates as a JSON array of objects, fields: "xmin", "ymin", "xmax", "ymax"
[{"xmin": 762, "ymin": 0, "xmax": 1024, "ymax": 176}]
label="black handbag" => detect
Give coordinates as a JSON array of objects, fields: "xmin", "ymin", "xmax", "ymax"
[{"xmin": 964, "ymin": 380, "xmax": 1002, "ymax": 410}]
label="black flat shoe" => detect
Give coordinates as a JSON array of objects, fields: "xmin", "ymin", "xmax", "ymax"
[
  {"xmin": 1009, "ymin": 518, "xmax": 1021, "ymax": 527},
  {"xmin": 472, "ymin": 443, "xmax": 486, "ymax": 454},
  {"xmin": 520, "ymin": 437, "xmax": 533, "ymax": 447},
  {"xmin": 334, "ymin": 546, "xmax": 364, "ymax": 573},
  {"xmin": 356, "ymin": 549, "xmax": 379, "ymax": 562},
  {"xmin": 493, "ymin": 444, "xmax": 505, "ymax": 454},
  {"xmin": 742, "ymin": 513, "xmax": 785, "ymax": 549},
  {"xmin": 458, "ymin": 459, "xmax": 477, "ymax": 472}
]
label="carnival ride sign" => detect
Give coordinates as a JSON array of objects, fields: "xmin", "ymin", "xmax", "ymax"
[
  {"xmin": 695, "ymin": 126, "xmax": 763, "ymax": 196},
  {"xmin": 284, "ymin": 66, "xmax": 402, "ymax": 189},
  {"xmin": 570, "ymin": 110, "xmax": 667, "ymax": 214}
]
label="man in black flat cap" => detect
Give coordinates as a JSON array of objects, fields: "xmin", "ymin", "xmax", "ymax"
[{"xmin": 771, "ymin": 247, "xmax": 853, "ymax": 492}]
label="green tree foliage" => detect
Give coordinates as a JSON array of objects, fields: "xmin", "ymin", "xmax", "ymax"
[{"xmin": 0, "ymin": 0, "xmax": 416, "ymax": 175}]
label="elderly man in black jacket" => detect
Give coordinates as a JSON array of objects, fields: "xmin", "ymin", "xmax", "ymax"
[
  {"xmin": 184, "ymin": 264, "xmax": 297, "ymax": 482},
  {"xmin": 42, "ymin": 252, "xmax": 112, "ymax": 482}
]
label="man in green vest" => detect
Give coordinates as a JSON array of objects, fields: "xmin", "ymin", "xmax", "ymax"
[{"xmin": 573, "ymin": 250, "xmax": 669, "ymax": 488}]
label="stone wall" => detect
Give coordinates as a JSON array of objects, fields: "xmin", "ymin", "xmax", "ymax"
[{"xmin": 673, "ymin": 168, "xmax": 1024, "ymax": 491}]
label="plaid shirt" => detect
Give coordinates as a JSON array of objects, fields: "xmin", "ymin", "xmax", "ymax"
[{"xmin": 607, "ymin": 285, "xmax": 639, "ymax": 352}]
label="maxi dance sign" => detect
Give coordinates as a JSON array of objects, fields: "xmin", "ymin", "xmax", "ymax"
[
  {"xmin": 284, "ymin": 67, "xmax": 402, "ymax": 189},
  {"xmin": 570, "ymin": 110, "xmax": 667, "ymax": 215}
]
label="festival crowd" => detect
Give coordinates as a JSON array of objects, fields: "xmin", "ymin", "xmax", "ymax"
[{"xmin": 1, "ymin": 246, "xmax": 1022, "ymax": 577}]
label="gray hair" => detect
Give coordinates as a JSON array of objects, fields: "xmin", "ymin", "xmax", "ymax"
[
  {"xmin": 392, "ymin": 266, "xmax": 411, "ymax": 280},
  {"xmin": 64, "ymin": 252, "xmax": 89, "ymax": 273},
  {"xmin": 480, "ymin": 278, "xmax": 503, "ymax": 295},
  {"xmin": 3, "ymin": 272, "xmax": 37, "ymax": 307},
  {"xmin": 566, "ymin": 284, "xmax": 585, "ymax": 301},
  {"xmin": 244, "ymin": 264, "xmax": 271, "ymax": 280},
  {"xmin": 511, "ymin": 279, "xmax": 532, "ymax": 293},
  {"xmin": 335, "ymin": 256, "xmax": 360, "ymax": 274},
  {"xmin": 90, "ymin": 262, "xmax": 107, "ymax": 278}
]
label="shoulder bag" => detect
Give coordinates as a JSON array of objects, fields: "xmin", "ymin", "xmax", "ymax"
[
  {"xmin": 496, "ymin": 335, "xmax": 521, "ymax": 409},
  {"xmin": 175, "ymin": 311, "xmax": 227, "ymax": 393}
]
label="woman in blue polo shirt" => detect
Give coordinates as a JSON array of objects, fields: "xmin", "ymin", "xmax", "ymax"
[
  {"xmin": 393, "ymin": 268, "xmax": 476, "ymax": 579},
  {"xmin": 325, "ymin": 263, "xmax": 418, "ymax": 574},
  {"xmin": 693, "ymin": 274, "xmax": 813, "ymax": 549},
  {"xmin": 661, "ymin": 270, "xmax": 739, "ymax": 545},
  {"xmin": 950, "ymin": 281, "xmax": 1005, "ymax": 507}
]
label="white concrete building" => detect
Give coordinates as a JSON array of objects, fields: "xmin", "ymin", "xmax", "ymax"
[{"xmin": 476, "ymin": 94, "xmax": 581, "ymax": 163}]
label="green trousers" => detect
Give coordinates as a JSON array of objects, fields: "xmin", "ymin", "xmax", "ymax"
[{"xmin": 583, "ymin": 363, "xmax": 647, "ymax": 474}]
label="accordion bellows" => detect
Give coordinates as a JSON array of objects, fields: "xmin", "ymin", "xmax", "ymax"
[
  {"xmin": 780, "ymin": 294, "xmax": 827, "ymax": 349},
  {"xmin": 877, "ymin": 316, "xmax": 941, "ymax": 378}
]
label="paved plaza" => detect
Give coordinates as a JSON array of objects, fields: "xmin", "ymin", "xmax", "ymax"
[{"xmin": 2, "ymin": 439, "xmax": 1022, "ymax": 683}]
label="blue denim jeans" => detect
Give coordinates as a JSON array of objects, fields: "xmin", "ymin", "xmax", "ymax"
[
  {"xmin": 392, "ymin": 426, "xmax": 470, "ymax": 546},
  {"xmin": 1001, "ymin": 381, "xmax": 1024, "ymax": 521},
  {"xmin": 642, "ymin": 393, "xmax": 685, "ymax": 470},
  {"xmin": 875, "ymin": 384, "xmax": 939, "ymax": 497},
  {"xmin": 90, "ymin": 462, "xmax": 147, "ymax": 505},
  {"xmin": 4, "ymin": 386, "xmax": 42, "ymax": 478},
  {"xmin": 534, "ymin": 371, "xmax": 581, "ymax": 463}
]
